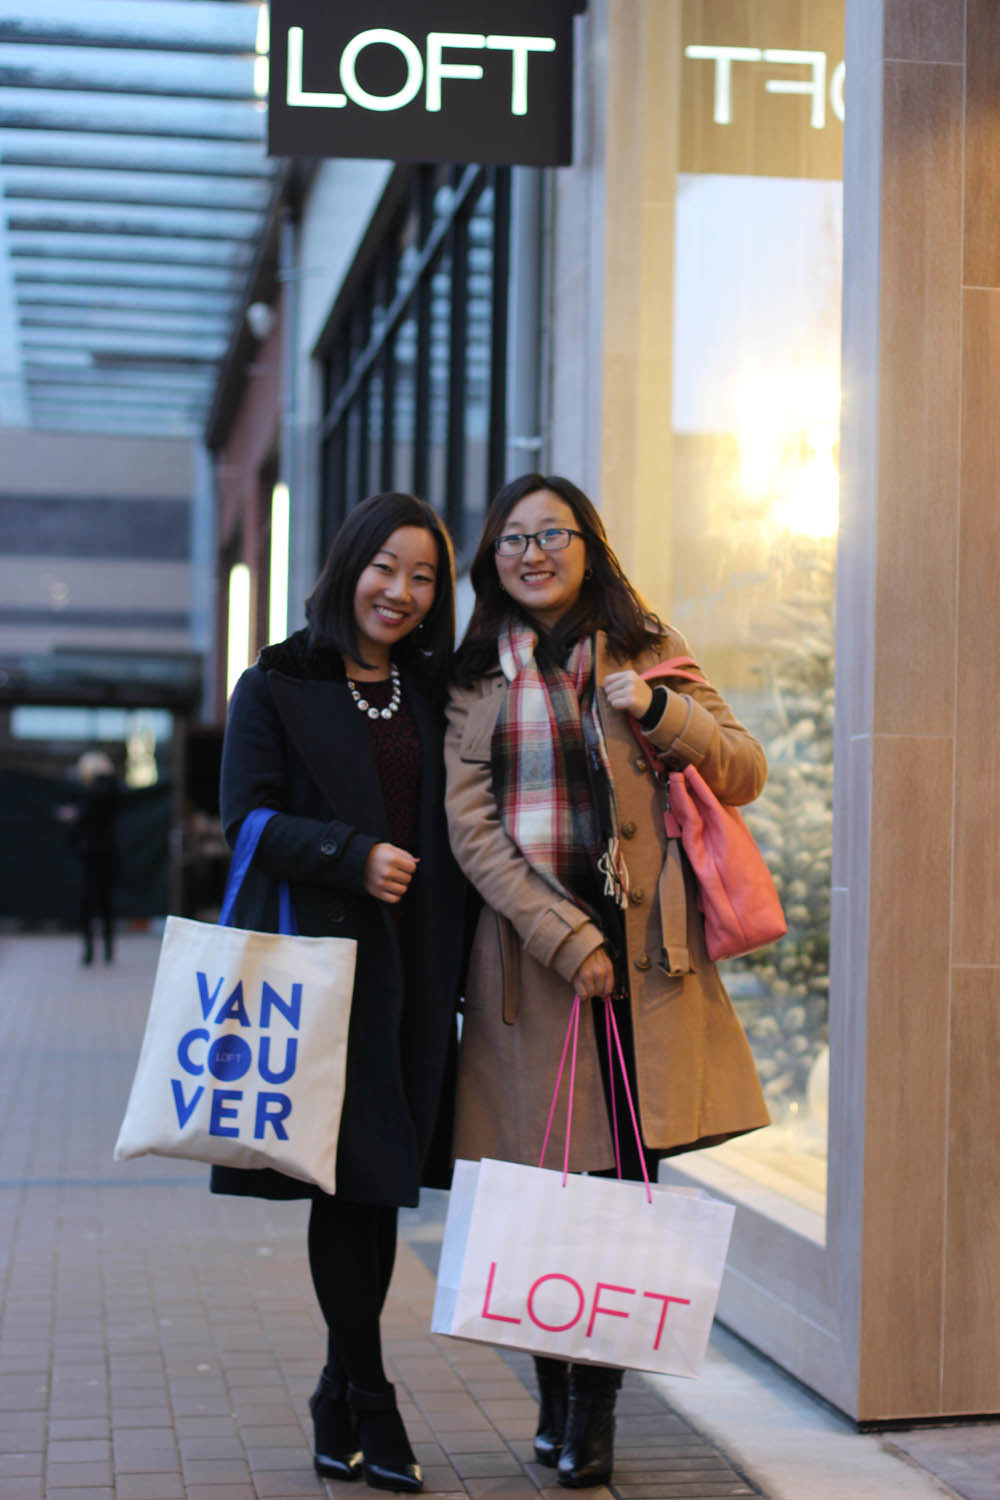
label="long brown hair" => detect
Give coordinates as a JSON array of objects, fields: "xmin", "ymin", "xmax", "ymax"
[{"xmin": 455, "ymin": 473, "xmax": 662, "ymax": 684}]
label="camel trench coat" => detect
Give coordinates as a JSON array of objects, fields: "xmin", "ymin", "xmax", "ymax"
[{"xmin": 444, "ymin": 628, "xmax": 771, "ymax": 1172}]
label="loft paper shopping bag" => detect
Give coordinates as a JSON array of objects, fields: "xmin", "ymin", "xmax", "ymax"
[
  {"xmin": 114, "ymin": 809, "xmax": 356, "ymax": 1193},
  {"xmin": 431, "ymin": 1159, "xmax": 733, "ymax": 1378},
  {"xmin": 432, "ymin": 998, "xmax": 734, "ymax": 1378}
]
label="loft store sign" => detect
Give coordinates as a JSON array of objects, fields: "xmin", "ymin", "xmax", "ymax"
[{"xmin": 267, "ymin": 0, "xmax": 576, "ymax": 165}]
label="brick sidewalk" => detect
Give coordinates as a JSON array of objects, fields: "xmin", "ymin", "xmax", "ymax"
[{"xmin": 0, "ymin": 934, "xmax": 760, "ymax": 1500}]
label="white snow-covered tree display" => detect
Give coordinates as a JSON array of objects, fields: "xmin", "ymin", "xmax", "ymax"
[{"xmin": 726, "ymin": 555, "xmax": 834, "ymax": 1137}]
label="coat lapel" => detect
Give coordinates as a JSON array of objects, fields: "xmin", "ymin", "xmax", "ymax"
[{"xmin": 267, "ymin": 673, "xmax": 389, "ymax": 834}]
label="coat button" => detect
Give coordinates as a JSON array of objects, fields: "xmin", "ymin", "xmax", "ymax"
[
  {"xmin": 320, "ymin": 839, "xmax": 338, "ymax": 856},
  {"xmin": 620, "ymin": 821, "xmax": 637, "ymax": 839},
  {"xmin": 629, "ymin": 888, "xmax": 646, "ymax": 905},
  {"xmin": 634, "ymin": 756, "xmax": 649, "ymax": 773},
  {"xmin": 330, "ymin": 906, "xmax": 345, "ymax": 924},
  {"xmin": 633, "ymin": 952, "xmax": 651, "ymax": 972}
]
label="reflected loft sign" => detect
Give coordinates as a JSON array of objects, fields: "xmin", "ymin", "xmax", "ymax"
[
  {"xmin": 267, "ymin": 0, "xmax": 576, "ymax": 166},
  {"xmin": 685, "ymin": 45, "xmax": 846, "ymax": 129}
]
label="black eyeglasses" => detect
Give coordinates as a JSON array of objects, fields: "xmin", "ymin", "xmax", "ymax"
[{"xmin": 494, "ymin": 527, "xmax": 585, "ymax": 557}]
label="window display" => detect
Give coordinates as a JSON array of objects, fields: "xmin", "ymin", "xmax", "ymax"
[{"xmin": 670, "ymin": 1, "xmax": 844, "ymax": 1210}]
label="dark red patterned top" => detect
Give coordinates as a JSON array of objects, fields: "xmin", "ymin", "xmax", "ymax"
[{"xmin": 357, "ymin": 675, "xmax": 422, "ymax": 855}]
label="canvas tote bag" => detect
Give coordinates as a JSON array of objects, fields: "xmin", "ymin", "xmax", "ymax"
[
  {"xmin": 114, "ymin": 808, "xmax": 356, "ymax": 1193},
  {"xmin": 432, "ymin": 997, "xmax": 735, "ymax": 1378}
]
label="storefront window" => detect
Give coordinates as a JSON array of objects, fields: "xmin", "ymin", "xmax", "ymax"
[
  {"xmin": 670, "ymin": 1, "xmax": 844, "ymax": 1209},
  {"xmin": 461, "ymin": 189, "xmax": 496, "ymax": 555},
  {"xmin": 366, "ymin": 363, "xmax": 385, "ymax": 494},
  {"xmin": 427, "ymin": 250, "xmax": 452, "ymax": 511},
  {"xmin": 391, "ymin": 303, "xmax": 418, "ymax": 494},
  {"xmin": 318, "ymin": 165, "xmax": 510, "ymax": 561}
]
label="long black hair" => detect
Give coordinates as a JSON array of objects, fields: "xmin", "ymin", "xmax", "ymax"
[
  {"xmin": 455, "ymin": 474, "xmax": 662, "ymax": 684},
  {"xmin": 306, "ymin": 492, "xmax": 456, "ymax": 685}
]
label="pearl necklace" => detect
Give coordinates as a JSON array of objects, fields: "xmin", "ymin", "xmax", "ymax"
[{"xmin": 347, "ymin": 663, "xmax": 402, "ymax": 720}]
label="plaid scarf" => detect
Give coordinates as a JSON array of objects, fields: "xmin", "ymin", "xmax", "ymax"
[{"xmin": 491, "ymin": 621, "xmax": 626, "ymax": 912}]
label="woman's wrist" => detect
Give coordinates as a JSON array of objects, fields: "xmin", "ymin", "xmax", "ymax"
[{"xmin": 638, "ymin": 684, "xmax": 668, "ymax": 730}]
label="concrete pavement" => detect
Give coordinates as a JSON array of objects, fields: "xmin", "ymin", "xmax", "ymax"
[{"xmin": 0, "ymin": 932, "xmax": 992, "ymax": 1500}]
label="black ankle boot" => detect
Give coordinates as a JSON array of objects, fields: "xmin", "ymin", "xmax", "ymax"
[
  {"xmin": 533, "ymin": 1356, "xmax": 569, "ymax": 1466},
  {"xmin": 556, "ymin": 1364, "xmax": 623, "ymax": 1488},
  {"xmin": 348, "ymin": 1382, "xmax": 422, "ymax": 1493},
  {"xmin": 309, "ymin": 1370, "xmax": 362, "ymax": 1480}
]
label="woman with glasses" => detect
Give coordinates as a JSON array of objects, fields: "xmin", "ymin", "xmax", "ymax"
[{"xmin": 444, "ymin": 474, "xmax": 770, "ymax": 1489}]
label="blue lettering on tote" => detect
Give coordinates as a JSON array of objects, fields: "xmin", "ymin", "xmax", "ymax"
[
  {"xmin": 209, "ymin": 1088, "xmax": 242, "ymax": 1137},
  {"xmin": 196, "ymin": 972, "xmax": 225, "ymax": 1021},
  {"xmin": 214, "ymin": 981, "xmax": 251, "ymax": 1027},
  {"xmin": 169, "ymin": 971, "xmax": 308, "ymax": 1142},
  {"xmin": 258, "ymin": 1035, "xmax": 298, "ymax": 1085},
  {"xmin": 177, "ymin": 1027, "xmax": 209, "ymax": 1076},
  {"xmin": 259, "ymin": 980, "xmax": 302, "ymax": 1031},
  {"xmin": 254, "ymin": 1091, "xmax": 292, "ymax": 1139},
  {"xmin": 171, "ymin": 1078, "xmax": 204, "ymax": 1127}
]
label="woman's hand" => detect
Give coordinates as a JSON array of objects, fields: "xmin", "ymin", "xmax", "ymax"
[
  {"xmin": 363, "ymin": 843, "xmax": 419, "ymax": 903},
  {"xmin": 571, "ymin": 945, "xmax": 615, "ymax": 1000},
  {"xmin": 603, "ymin": 669, "xmax": 653, "ymax": 719}
]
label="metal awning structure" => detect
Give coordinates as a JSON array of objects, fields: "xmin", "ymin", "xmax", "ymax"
[{"xmin": 0, "ymin": 0, "xmax": 277, "ymax": 437}]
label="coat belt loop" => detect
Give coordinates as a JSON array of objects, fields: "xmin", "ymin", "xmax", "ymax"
[{"xmin": 658, "ymin": 839, "xmax": 691, "ymax": 976}]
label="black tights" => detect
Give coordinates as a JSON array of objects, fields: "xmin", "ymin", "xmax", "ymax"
[{"xmin": 307, "ymin": 1196, "xmax": 399, "ymax": 1392}]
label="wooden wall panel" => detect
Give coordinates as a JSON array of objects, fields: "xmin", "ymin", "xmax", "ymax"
[
  {"xmin": 952, "ymin": 289, "xmax": 1000, "ymax": 966},
  {"xmin": 965, "ymin": 0, "xmax": 1000, "ymax": 286},
  {"xmin": 942, "ymin": 967, "xmax": 1000, "ymax": 1410},
  {"xmin": 885, "ymin": 0, "xmax": 964, "ymax": 62},
  {"xmin": 858, "ymin": 735, "xmax": 952, "ymax": 1417},
  {"xmin": 874, "ymin": 60, "xmax": 962, "ymax": 737}
]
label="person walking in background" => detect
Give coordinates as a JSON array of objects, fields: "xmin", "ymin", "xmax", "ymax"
[
  {"xmin": 215, "ymin": 492, "xmax": 466, "ymax": 1494},
  {"xmin": 61, "ymin": 749, "xmax": 120, "ymax": 965},
  {"xmin": 444, "ymin": 474, "xmax": 771, "ymax": 1489}
]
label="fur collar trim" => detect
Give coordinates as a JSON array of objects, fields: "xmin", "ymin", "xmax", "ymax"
[{"xmin": 257, "ymin": 628, "xmax": 346, "ymax": 682}]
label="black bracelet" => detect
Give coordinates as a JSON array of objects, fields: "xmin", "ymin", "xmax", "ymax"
[{"xmin": 638, "ymin": 684, "xmax": 668, "ymax": 731}]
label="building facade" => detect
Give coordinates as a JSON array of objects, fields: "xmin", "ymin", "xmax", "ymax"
[{"xmin": 207, "ymin": 0, "xmax": 1000, "ymax": 1424}]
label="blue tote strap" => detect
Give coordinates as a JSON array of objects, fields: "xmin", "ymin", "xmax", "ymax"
[{"xmin": 219, "ymin": 807, "xmax": 298, "ymax": 935}]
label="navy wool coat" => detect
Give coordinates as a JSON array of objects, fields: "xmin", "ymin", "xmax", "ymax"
[{"xmin": 211, "ymin": 628, "xmax": 466, "ymax": 1207}]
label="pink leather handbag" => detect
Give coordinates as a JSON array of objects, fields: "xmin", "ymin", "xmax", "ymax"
[{"xmin": 633, "ymin": 657, "xmax": 786, "ymax": 965}]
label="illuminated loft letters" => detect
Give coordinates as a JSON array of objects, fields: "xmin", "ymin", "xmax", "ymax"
[
  {"xmin": 286, "ymin": 27, "xmax": 558, "ymax": 116},
  {"xmin": 685, "ymin": 45, "xmax": 846, "ymax": 128}
]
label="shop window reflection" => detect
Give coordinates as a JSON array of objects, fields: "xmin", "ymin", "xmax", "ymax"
[{"xmin": 670, "ymin": 1, "xmax": 844, "ymax": 1212}]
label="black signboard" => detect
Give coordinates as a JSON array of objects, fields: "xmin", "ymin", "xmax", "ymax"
[{"xmin": 267, "ymin": 0, "xmax": 575, "ymax": 166}]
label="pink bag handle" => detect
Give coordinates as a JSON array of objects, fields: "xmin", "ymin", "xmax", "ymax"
[
  {"xmin": 538, "ymin": 994, "xmax": 581, "ymax": 1185},
  {"xmin": 630, "ymin": 656, "xmax": 709, "ymax": 831},
  {"xmin": 539, "ymin": 994, "xmax": 653, "ymax": 1204},
  {"xmin": 640, "ymin": 654, "xmax": 708, "ymax": 688},
  {"xmin": 604, "ymin": 998, "xmax": 653, "ymax": 1204}
]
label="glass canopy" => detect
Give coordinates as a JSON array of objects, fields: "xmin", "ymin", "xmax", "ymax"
[{"xmin": 0, "ymin": 0, "xmax": 277, "ymax": 436}]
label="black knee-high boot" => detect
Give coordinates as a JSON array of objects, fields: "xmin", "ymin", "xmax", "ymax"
[
  {"xmin": 532, "ymin": 1356, "xmax": 570, "ymax": 1466},
  {"xmin": 557, "ymin": 1365, "xmax": 624, "ymax": 1488}
]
